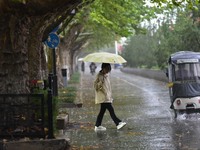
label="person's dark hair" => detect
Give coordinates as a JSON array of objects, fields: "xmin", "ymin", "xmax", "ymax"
[{"xmin": 101, "ymin": 63, "xmax": 111, "ymax": 72}]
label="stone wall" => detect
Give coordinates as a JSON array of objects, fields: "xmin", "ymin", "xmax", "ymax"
[
  {"xmin": 120, "ymin": 67, "xmax": 168, "ymax": 82},
  {"xmin": 0, "ymin": 139, "xmax": 70, "ymax": 150}
]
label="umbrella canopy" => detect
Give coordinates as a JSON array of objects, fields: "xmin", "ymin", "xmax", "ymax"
[
  {"xmin": 78, "ymin": 58, "xmax": 83, "ymax": 61},
  {"xmin": 83, "ymin": 52, "xmax": 127, "ymax": 64}
]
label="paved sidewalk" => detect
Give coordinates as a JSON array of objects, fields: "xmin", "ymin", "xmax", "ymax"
[
  {"xmin": 59, "ymin": 70, "xmax": 136, "ymax": 149},
  {"xmin": 57, "ymin": 67, "xmax": 173, "ymax": 150}
]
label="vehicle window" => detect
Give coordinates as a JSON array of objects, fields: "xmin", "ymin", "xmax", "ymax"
[
  {"xmin": 175, "ymin": 63, "xmax": 200, "ymax": 81},
  {"xmin": 175, "ymin": 64, "xmax": 189, "ymax": 81},
  {"xmin": 191, "ymin": 63, "xmax": 200, "ymax": 80}
]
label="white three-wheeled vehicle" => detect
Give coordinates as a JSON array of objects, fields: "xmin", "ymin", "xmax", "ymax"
[{"xmin": 167, "ymin": 51, "xmax": 200, "ymax": 118}]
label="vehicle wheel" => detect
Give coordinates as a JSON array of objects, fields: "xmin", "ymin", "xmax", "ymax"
[{"xmin": 174, "ymin": 110, "xmax": 178, "ymax": 118}]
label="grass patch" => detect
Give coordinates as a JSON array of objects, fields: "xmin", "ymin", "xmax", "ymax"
[
  {"xmin": 58, "ymin": 72, "xmax": 80, "ymax": 103},
  {"xmin": 68, "ymin": 72, "xmax": 80, "ymax": 84},
  {"xmin": 58, "ymin": 86, "xmax": 77, "ymax": 103}
]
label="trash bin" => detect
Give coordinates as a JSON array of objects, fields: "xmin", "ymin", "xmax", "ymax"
[{"xmin": 61, "ymin": 68, "xmax": 67, "ymax": 87}]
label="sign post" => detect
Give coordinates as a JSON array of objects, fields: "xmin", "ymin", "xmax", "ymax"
[
  {"xmin": 45, "ymin": 33, "xmax": 60, "ymax": 49},
  {"xmin": 45, "ymin": 33, "xmax": 60, "ymax": 96}
]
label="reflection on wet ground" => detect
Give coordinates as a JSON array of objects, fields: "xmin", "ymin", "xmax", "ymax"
[{"xmin": 58, "ymin": 68, "xmax": 200, "ymax": 150}]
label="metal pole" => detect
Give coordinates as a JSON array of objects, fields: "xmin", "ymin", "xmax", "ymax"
[
  {"xmin": 48, "ymin": 73, "xmax": 53, "ymax": 90},
  {"xmin": 47, "ymin": 89, "xmax": 54, "ymax": 139},
  {"xmin": 52, "ymin": 48, "xmax": 58, "ymax": 96},
  {"xmin": 115, "ymin": 41, "xmax": 118, "ymax": 55}
]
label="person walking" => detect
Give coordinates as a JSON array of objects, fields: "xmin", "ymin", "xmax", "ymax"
[
  {"xmin": 89, "ymin": 62, "xmax": 97, "ymax": 75},
  {"xmin": 94, "ymin": 63, "xmax": 126, "ymax": 131},
  {"xmin": 81, "ymin": 61, "xmax": 85, "ymax": 73}
]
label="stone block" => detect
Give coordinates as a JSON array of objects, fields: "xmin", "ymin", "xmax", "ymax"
[
  {"xmin": 56, "ymin": 114, "xmax": 69, "ymax": 130},
  {"xmin": 2, "ymin": 139, "xmax": 70, "ymax": 150}
]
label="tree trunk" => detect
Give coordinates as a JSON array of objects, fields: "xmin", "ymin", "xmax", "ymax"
[
  {"xmin": 0, "ymin": 14, "xmax": 46, "ymax": 94},
  {"xmin": 28, "ymin": 19, "xmax": 46, "ymax": 81},
  {"xmin": 55, "ymin": 46, "xmax": 64, "ymax": 88},
  {"xmin": 0, "ymin": 0, "xmax": 88, "ymax": 94},
  {"xmin": 57, "ymin": 23, "xmax": 84, "ymax": 79},
  {"xmin": 0, "ymin": 15, "xmax": 30, "ymax": 93}
]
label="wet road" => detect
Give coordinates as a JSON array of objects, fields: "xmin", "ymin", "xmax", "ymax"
[{"xmin": 59, "ymin": 66, "xmax": 200, "ymax": 150}]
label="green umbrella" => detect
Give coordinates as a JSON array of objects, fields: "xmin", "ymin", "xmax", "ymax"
[{"xmin": 83, "ymin": 52, "xmax": 127, "ymax": 64}]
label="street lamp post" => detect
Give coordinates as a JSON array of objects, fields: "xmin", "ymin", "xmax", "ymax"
[{"xmin": 52, "ymin": 48, "xmax": 58, "ymax": 96}]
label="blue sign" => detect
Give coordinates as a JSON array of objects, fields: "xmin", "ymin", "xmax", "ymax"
[{"xmin": 45, "ymin": 33, "xmax": 60, "ymax": 49}]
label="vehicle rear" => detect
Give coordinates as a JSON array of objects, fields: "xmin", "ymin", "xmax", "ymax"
[{"xmin": 167, "ymin": 51, "xmax": 200, "ymax": 117}]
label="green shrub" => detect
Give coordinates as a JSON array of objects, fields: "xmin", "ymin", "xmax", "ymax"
[
  {"xmin": 58, "ymin": 72, "xmax": 80, "ymax": 104},
  {"xmin": 58, "ymin": 86, "xmax": 77, "ymax": 103},
  {"xmin": 31, "ymin": 88, "xmax": 58, "ymax": 134},
  {"xmin": 68, "ymin": 72, "xmax": 80, "ymax": 84}
]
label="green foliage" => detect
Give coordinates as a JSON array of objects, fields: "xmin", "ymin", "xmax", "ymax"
[
  {"xmin": 79, "ymin": 0, "xmax": 157, "ymax": 51},
  {"xmin": 154, "ymin": 6, "xmax": 200, "ymax": 68},
  {"xmin": 31, "ymin": 88, "xmax": 59, "ymax": 133},
  {"xmin": 58, "ymin": 86, "xmax": 77, "ymax": 103},
  {"xmin": 58, "ymin": 72, "xmax": 80, "ymax": 103},
  {"xmin": 89, "ymin": 0, "xmax": 145, "ymax": 36},
  {"xmin": 123, "ymin": 33, "xmax": 158, "ymax": 68},
  {"xmin": 68, "ymin": 71, "xmax": 80, "ymax": 84},
  {"xmin": 151, "ymin": 0, "xmax": 200, "ymax": 10},
  {"xmin": 123, "ymin": 3, "xmax": 200, "ymax": 70}
]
